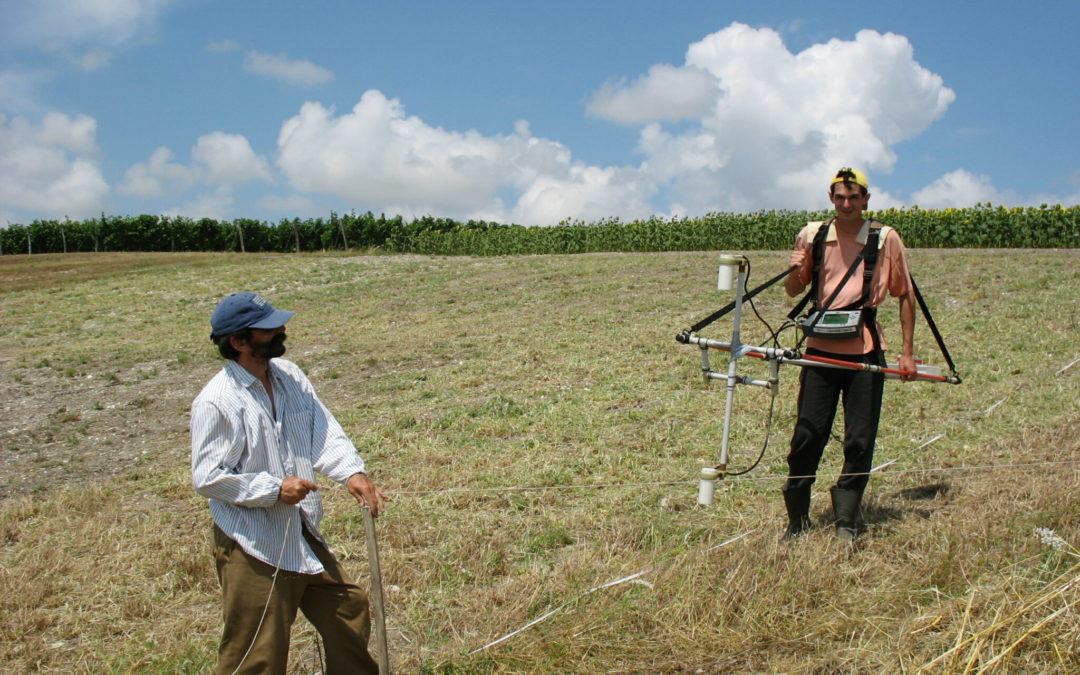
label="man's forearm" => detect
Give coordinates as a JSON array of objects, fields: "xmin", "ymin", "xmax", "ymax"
[
  {"xmin": 785, "ymin": 272, "xmax": 805, "ymax": 298},
  {"xmin": 899, "ymin": 292, "xmax": 916, "ymax": 357}
]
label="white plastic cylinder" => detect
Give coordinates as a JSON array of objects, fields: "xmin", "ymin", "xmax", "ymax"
[
  {"xmin": 717, "ymin": 255, "xmax": 742, "ymax": 291},
  {"xmin": 697, "ymin": 467, "xmax": 720, "ymax": 505}
]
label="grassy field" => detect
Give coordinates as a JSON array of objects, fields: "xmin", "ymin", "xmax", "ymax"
[{"xmin": 0, "ymin": 249, "xmax": 1077, "ymax": 674}]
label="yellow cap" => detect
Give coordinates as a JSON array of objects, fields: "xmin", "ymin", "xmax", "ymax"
[{"xmin": 830, "ymin": 167, "xmax": 869, "ymax": 190}]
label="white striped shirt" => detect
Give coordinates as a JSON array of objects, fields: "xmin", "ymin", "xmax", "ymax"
[{"xmin": 191, "ymin": 358, "xmax": 366, "ymax": 574}]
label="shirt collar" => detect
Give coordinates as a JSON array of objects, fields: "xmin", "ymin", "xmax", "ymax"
[
  {"xmin": 826, "ymin": 219, "xmax": 870, "ymax": 245},
  {"xmin": 224, "ymin": 359, "xmax": 273, "ymax": 389}
]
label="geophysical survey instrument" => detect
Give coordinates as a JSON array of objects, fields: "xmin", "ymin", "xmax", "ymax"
[{"xmin": 676, "ymin": 252, "xmax": 961, "ymax": 505}]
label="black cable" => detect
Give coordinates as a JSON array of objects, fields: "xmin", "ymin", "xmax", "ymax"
[
  {"xmin": 726, "ymin": 382, "xmax": 778, "ymax": 476},
  {"xmin": 687, "ymin": 263, "xmax": 798, "ymax": 334},
  {"xmin": 744, "ymin": 258, "xmax": 780, "ymax": 347},
  {"xmin": 728, "ymin": 259, "xmax": 788, "ymax": 475}
]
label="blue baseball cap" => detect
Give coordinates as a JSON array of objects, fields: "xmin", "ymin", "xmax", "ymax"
[{"xmin": 210, "ymin": 292, "xmax": 294, "ymax": 339}]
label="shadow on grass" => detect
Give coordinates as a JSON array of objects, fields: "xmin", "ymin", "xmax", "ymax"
[
  {"xmin": 862, "ymin": 482, "xmax": 953, "ymax": 525},
  {"xmin": 894, "ymin": 482, "xmax": 951, "ymax": 501}
]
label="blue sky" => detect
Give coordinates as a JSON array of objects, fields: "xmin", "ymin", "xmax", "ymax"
[{"xmin": 2, "ymin": 1, "xmax": 1077, "ymax": 227}]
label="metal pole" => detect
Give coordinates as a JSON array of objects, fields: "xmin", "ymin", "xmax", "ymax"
[
  {"xmin": 363, "ymin": 506, "xmax": 391, "ymax": 675},
  {"xmin": 716, "ymin": 257, "xmax": 748, "ymax": 477},
  {"xmin": 687, "ymin": 336, "xmax": 961, "ymax": 384}
]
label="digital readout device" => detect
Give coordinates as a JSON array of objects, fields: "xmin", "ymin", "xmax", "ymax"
[{"xmin": 800, "ymin": 309, "xmax": 864, "ymax": 338}]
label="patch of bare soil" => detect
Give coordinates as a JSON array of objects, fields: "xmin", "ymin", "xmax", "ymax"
[{"xmin": 0, "ymin": 355, "xmax": 214, "ymax": 500}]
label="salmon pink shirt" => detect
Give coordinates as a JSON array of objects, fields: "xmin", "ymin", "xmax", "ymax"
[{"xmin": 791, "ymin": 219, "xmax": 914, "ymax": 355}]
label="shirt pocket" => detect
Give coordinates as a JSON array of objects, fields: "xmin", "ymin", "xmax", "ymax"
[
  {"xmin": 281, "ymin": 408, "xmax": 314, "ymax": 464},
  {"xmin": 240, "ymin": 407, "xmax": 277, "ymax": 471}
]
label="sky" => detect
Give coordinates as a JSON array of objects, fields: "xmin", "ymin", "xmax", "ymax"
[{"xmin": 1, "ymin": 1, "xmax": 1078, "ymax": 227}]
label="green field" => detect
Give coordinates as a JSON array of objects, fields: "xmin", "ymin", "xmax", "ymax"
[{"xmin": 1, "ymin": 250, "xmax": 1077, "ymax": 673}]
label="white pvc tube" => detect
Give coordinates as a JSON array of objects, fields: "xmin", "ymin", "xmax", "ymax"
[
  {"xmin": 697, "ymin": 466, "xmax": 720, "ymax": 505},
  {"xmin": 716, "ymin": 254, "xmax": 742, "ymax": 291},
  {"xmin": 717, "ymin": 259, "xmax": 748, "ymax": 472}
]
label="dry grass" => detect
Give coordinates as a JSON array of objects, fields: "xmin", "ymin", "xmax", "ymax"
[{"xmin": 0, "ymin": 249, "xmax": 1077, "ymax": 673}]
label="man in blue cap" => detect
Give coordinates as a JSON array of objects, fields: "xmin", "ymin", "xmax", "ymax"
[{"xmin": 191, "ymin": 292, "xmax": 387, "ymax": 674}]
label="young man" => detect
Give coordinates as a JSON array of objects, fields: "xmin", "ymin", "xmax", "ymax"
[
  {"xmin": 191, "ymin": 292, "xmax": 388, "ymax": 673},
  {"xmin": 782, "ymin": 168, "xmax": 917, "ymax": 541}
]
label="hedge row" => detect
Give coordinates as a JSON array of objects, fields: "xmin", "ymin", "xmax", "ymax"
[{"xmin": 1, "ymin": 205, "xmax": 1076, "ymax": 256}]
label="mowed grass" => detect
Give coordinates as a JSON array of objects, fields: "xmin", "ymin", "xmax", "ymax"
[{"xmin": 1, "ymin": 249, "xmax": 1077, "ymax": 674}]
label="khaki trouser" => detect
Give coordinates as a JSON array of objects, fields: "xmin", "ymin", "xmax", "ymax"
[{"xmin": 213, "ymin": 525, "xmax": 379, "ymax": 675}]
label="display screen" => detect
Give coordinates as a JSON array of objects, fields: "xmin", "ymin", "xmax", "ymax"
[{"xmin": 820, "ymin": 311, "xmax": 855, "ymax": 326}]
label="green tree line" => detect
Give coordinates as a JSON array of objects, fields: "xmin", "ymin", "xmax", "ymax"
[{"xmin": 2, "ymin": 205, "xmax": 1076, "ymax": 256}]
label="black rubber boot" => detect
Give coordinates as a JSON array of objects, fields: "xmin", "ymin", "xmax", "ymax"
[
  {"xmin": 781, "ymin": 485, "xmax": 812, "ymax": 540},
  {"xmin": 830, "ymin": 486, "xmax": 863, "ymax": 541}
]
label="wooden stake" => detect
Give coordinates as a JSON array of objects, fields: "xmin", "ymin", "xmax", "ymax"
[{"xmin": 363, "ymin": 506, "xmax": 391, "ymax": 675}]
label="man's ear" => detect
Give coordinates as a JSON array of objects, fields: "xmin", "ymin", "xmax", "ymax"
[{"xmin": 228, "ymin": 334, "xmax": 248, "ymax": 353}]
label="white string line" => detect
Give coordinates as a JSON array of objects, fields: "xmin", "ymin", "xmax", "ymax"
[
  {"xmin": 807, "ymin": 460, "xmax": 895, "ymax": 501},
  {"xmin": 428, "ymin": 355, "xmax": 1079, "ymax": 656},
  {"xmin": 385, "ymin": 459, "xmax": 1080, "ymax": 497},
  {"xmin": 467, "ymin": 457, "xmax": 894, "ymax": 653},
  {"xmin": 231, "ymin": 508, "xmax": 295, "ymax": 675},
  {"xmin": 1055, "ymin": 356, "xmax": 1080, "ymax": 376},
  {"xmin": 917, "ymin": 434, "xmax": 945, "ymax": 450},
  {"xmin": 390, "ymin": 481, "xmax": 691, "ymax": 496},
  {"xmin": 469, "ymin": 528, "xmax": 756, "ymax": 655}
]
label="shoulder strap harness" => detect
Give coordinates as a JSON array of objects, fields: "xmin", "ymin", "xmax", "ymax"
[
  {"xmin": 787, "ymin": 219, "xmax": 882, "ymax": 321},
  {"xmin": 787, "ymin": 219, "xmax": 960, "ymax": 378}
]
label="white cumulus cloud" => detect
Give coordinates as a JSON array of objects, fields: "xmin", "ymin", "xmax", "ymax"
[
  {"xmin": 1, "ymin": 0, "xmax": 178, "ymax": 69},
  {"xmin": 911, "ymin": 169, "xmax": 1018, "ymax": 208},
  {"xmin": 119, "ymin": 146, "xmax": 195, "ymax": 197},
  {"xmin": 513, "ymin": 165, "xmax": 656, "ymax": 225},
  {"xmin": 271, "ymin": 24, "xmax": 958, "ymax": 224},
  {"xmin": 192, "ymin": 132, "xmax": 272, "ymax": 184},
  {"xmin": 121, "ymin": 132, "xmax": 270, "ymax": 193},
  {"xmin": 0, "ymin": 112, "xmax": 109, "ymax": 220},
  {"xmin": 277, "ymin": 90, "xmax": 611, "ymax": 225},
  {"xmin": 119, "ymin": 131, "xmax": 271, "ymax": 218},
  {"xmin": 244, "ymin": 51, "xmax": 334, "ymax": 87},
  {"xmin": 586, "ymin": 64, "xmax": 717, "ymax": 124},
  {"xmin": 595, "ymin": 22, "xmax": 957, "ymax": 214}
]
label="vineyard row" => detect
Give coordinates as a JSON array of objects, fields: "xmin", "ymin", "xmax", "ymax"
[{"xmin": 2, "ymin": 205, "xmax": 1076, "ymax": 256}]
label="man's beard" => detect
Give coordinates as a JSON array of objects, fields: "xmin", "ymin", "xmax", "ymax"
[{"xmin": 250, "ymin": 333, "xmax": 286, "ymax": 359}]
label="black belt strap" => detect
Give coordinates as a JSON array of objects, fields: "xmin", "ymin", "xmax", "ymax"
[{"xmin": 865, "ymin": 307, "xmax": 885, "ymax": 365}]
